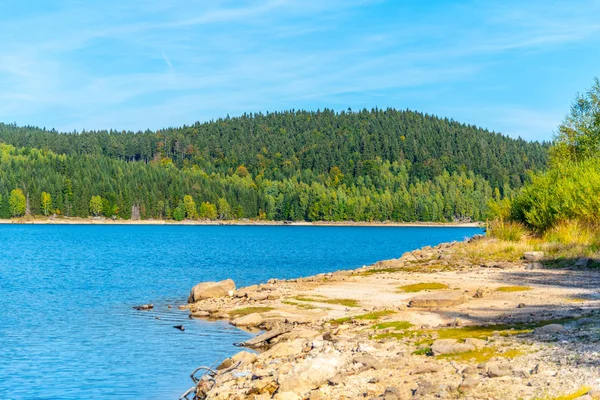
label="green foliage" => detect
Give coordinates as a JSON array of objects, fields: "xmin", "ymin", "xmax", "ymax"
[
  {"xmin": 397, "ymin": 282, "xmax": 448, "ymax": 292},
  {"xmin": 89, "ymin": 195, "xmax": 103, "ymax": 217},
  {"xmin": 0, "ymin": 108, "xmax": 549, "ymax": 221},
  {"xmin": 511, "ymin": 159, "xmax": 600, "ymax": 231},
  {"xmin": 40, "ymin": 192, "xmax": 52, "ymax": 216},
  {"xmin": 9, "ymin": 188, "xmax": 26, "ymax": 217},
  {"xmin": 552, "ymin": 78, "xmax": 600, "ymax": 164},
  {"xmin": 183, "ymin": 195, "xmax": 198, "ymax": 219}
]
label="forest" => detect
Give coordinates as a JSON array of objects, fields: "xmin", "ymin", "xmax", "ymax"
[{"xmin": 0, "ymin": 108, "xmax": 549, "ymax": 222}]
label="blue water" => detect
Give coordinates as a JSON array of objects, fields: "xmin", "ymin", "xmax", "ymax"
[{"xmin": 0, "ymin": 225, "xmax": 482, "ymax": 399}]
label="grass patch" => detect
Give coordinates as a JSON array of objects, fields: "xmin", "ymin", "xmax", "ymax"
[
  {"xmin": 437, "ymin": 347, "xmax": 524, "ymax": 363},
  {"xmin": 413, "ymin": 346, "xmax": 432, "ymax": 356},
  {"xmin": 371, "ymin": 320, "xmax": 414, "ymax": 330},
  {"xmin": 293, "ymin": 296, "xmax": 359, "ymax": 307},
  {"xmin": 330, "ymin": 310, "xmax": 396, "ymax": 325},
  {"xmin": 538, "ymin": 386, "xmax": 592, "ymax": 400},
  {"xmin": 229, "ymin": 306, "xmax": 274, "ymax": 318},
  {"xmin": 497, "ymin": 286, "xmax": 532, "ymax": 292},
  {"xmin": 398, "ymin": 282, "xmax": 448, "ymax": 293},
  {"xmin": 359, "ymin": 268, "xmax": 401, "ymax": 276},
  {"xmin": 372, "ymin": 331, "xmax": 418, "ymax": 340},
  {"xmin": 564, "ymin": 297, "xmax": 587, "ymax": 303},
  {"xmin": 487, "ymin": 220, "xmax": 528, "ymax": 242},
  {"xmin": 281, "ymin": 300, "xmax": 317, "ymax": 310}
]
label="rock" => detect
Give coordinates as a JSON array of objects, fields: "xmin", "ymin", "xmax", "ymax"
[
  {"xmin": 473, "ymin": 288, "xmax": 485, "ymax": 298},
  {"xmin": 273, "ymin": 392, "xmax": 302, "ymax": 400},
  {"xmin": 431, "ymin": 339, "xmax": 476, "ymax": 356},
  {"xmin": 485, "ymin": 361, "xmax": 511, "ymax": 378},
  {"xmin": 240, "ymin": 327, "xmax": 291, "ymax": 348},
  {"xmin": 265, "ymin": 339, "xmax": 306, "ymax": 358},
  {"xmin": 464, "ymin": 338, "xmax": 487, "ymax": 349},
  {"xmin": 414, "ymin": 381, "xmax": 437, "ymax": 396},
  {"xmin": 381, "ymin": 386, "xmax": 402, "ymax": 400},
  {"xmin": 523, "ymin": 251, "xmax": 544, "ymax": 261},
  {"xmin": 231, "ymin": 350, "xmax": 257, "ymax": 366},
  {"xmin": 133, "ymin": 304, "xmax": 153, "ymax": 310},
  {"xmin": 407, "ymin": 292, "xmax": 466, "ymax": 308},
  {"xmin": 216, "ymin": 358, "xmax": 234, "ymax": 370},
  {"xmin": 249, "ymin": 292, "xmax": 270, "ymax": 301},
  {"xmin": 534, "ymin": 324, "xmax": 565, "ymax": 334},
  {"xmin": 353, "ymin": 354, "xmax": 380, "ymax": 370},
  {"xmin": 411, "ymin": 363, "xmax": 441, "ymax": 375},
  {"xmin": 231, "ymin": 313, "xmax": 263, "ymax": 327},
  {"xmin": 278, "ymin": 354, "xmax": 348, "ymax": 394},
  {"xmin": 190, "ymin": 310, "xmax": 210, "ymax": 318},
  {"xmin": 173, "ymin": 325, "xmax": 185, "ymax": 331},
  {"xmin": 530, "ymin": 363, "xmax": 545, "ymax": 375},
  {"xmin": 526, "ymin": 262, "xmax": 544, "ymax": 270},
  {"xmin": 459, "ymin": 375, "xmax": 481, "ymax": 390},
  {"xmin": 575, "ymin": 258, "xmax": 591, "ymax": 267},
  {"xmin": 517, "ymin": 303, "xmax": 527, "ymax": 308},
  {"xmin": 188, "ymin": 279, "xmax": 236, "ymax": 303},
  {"xmin": 249, "ymin": 376, "xmax": 279, "ymax": 395}
]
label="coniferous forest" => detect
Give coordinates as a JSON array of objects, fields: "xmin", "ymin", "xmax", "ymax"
[{"xmin": 0, "ymin": 108, "xmax": 549, "ymax": 221}]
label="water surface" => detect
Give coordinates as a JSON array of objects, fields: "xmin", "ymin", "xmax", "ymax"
[{"xmin": 0, "ymin": 225, "xmax": 482, "ymax": 399}]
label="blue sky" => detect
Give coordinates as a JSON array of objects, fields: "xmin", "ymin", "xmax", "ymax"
[{"xmin": 0, "ymin": 1, "xmax": 599, "ymax": 141}]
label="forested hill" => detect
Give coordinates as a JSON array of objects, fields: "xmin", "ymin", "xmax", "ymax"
[{"xmin": 0, "ymin": 109, "xmax": 549, "ymax": 222}]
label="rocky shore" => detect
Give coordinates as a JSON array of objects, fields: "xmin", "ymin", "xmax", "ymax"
[{"xmin": 180, "ymin": 237, "xmax": 600, "ymax": 400}]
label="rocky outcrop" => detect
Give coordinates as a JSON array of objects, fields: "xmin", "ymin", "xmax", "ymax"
[{"xmin": 188, "ymin": 279, "xmax": 236, "ymax": 303}]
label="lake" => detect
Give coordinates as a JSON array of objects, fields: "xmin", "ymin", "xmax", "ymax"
[{"xmin": 0, "ymin": 225, "xmax": 482, "ymax": 399}]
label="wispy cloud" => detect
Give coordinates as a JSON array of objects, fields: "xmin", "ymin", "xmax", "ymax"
[{"xmin": 0, "ymin": 0, "xmax": 598, "ymax": 140}]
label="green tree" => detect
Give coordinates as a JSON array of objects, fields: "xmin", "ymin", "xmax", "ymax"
[
  {"xmin": 9, "ymin": 189, "xmax": 26, "ymax": 217},
  {"xmin": 217, "ymin": 197, "xmax": 232, "ymax": 219},
  {"xmin": 41, "ymin": 191, "xmax": 53, "ymax": 216},
  {"xmin": 89, "ymin": 195, "xmax": 103, "ymax": 217},
  {"xmin": 172, "ymin": 201, "xmax": 185, "ymax": 221},
  {"xmin": 183, "ymin": 195, "xmax": 198, "ymax": 219},
  {"xmin": 552, "ymin": 78, "xmax": 600, "ymax": 164},
  {"xmin": 199, "ymin": 202, "xmax": 218, "ymax": 220}
]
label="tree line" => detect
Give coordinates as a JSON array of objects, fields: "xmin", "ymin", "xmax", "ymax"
[{"xmin": 0, "ymin": 108, "xmax": 548, "ymax": 222}]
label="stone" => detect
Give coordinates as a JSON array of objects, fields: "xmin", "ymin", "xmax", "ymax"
[
  {"xmin": 459, "ymin": 375, "xmax": 481, "ymax": 390},
  {"xmin": 575, "ymin": 258, "xmax": 591, "ymax": 267},
  {"xmin": 407, "ymin": 292, "xmax": 466, "ymax": 308},
  {"xmin": 523, "ymin": 251, "xmax": 544, "ymax": 261},
  {"xmin": 526, "ymin": 262, "xmax": 544, "ymax": 270},
  {"xmin": 133, "ymin": 304, "xmax": 153, "ymax": 310},
  {"xmin": 190, "ymin": 310, "xmax": 210, "ymax": 318},
  {"xmin": 414, "ymin": 381, "xmax": 437, "ymax": 396},
  {"xmin": 231, "ymin": 350, "xmax": 257, "ymax": 366},
  {"xmin": 382, "ymin": 386, "xmax": 402, "ymax": 400},
  {"xmin": 231, "ymin": 313, "xmax": 263, "ymax": 327},
  {"xmin": 188, "ymin": 279, "xmax": 236, "ymax": 302},
  {"xmin": 464, "ymin": 338, "xmax": 487, "ymax": 350},
  {"xmin": 265, "ymin": 339, "xmax": 306, "ymax": 358},
  {"xmin": 431, "ymin": 339, "xmax": 476, "ymax": 356},
  {"xmin": 273, "ymin": 392, "xmax": 302, "ymax": 400},
  {"xmin": 278, "ymin": 354, "xmax": 348, "ymax": 394},
  {"xmin": 411, "ymin": 363, "xmax": 441, "ymax": 375},
  {"xmin": 353, "ymin": 354, "xmax": 380, "ymax": 370},
  {"xmin": 249, "ymin": 377, "xmax": 279, "ymax": 395},
  {"xmin": 534, "ymin": 324, "xmax": 565, "ymax": 334},
  {"xmin": 473, "ymin": 288, "xmax": 485, "ymax": 298},
  {"xmin": 485, "ymin": 361, "xmax": 511, "ymax": 378},
  {"xmin": 249, "ymin": 292, "xmax": 270, "ymax": 301},
  {"xmin": 517, "ymin": 303, "xmax": 527, "ymax": 308}
]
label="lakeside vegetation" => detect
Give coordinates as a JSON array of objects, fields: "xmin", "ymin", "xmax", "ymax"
[
  {"xmin": 488, "ymin": 78, "xmax": 600, "ymax": 246},
  {"xmin": 0, "ymin": 109, "xmax": 547, "ymax": 222}
]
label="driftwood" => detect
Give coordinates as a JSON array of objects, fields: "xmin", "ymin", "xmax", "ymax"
[{"xmin": 234, "ymin": 327, "xmax": 290, "ymax": 348}]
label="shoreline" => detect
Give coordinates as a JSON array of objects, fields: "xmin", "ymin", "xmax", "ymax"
[
  {"xmin": 180, "ymin": 236, "xmax": 600, "ymax": 400},
  {"xmin": 0, "ymin": 217, "xmax": 482, "ymax": 228}
]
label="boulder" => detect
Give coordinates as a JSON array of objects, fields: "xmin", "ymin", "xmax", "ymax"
[
  {"xmin": 278, "ymin": 353, "xmax": 348, "ymax": 394},
  {"xmin": 265, "ymin": 339, "xmax": 306, "ymax": 358},
  {"xmin": 534, "ymin": 324, "xmax": 565, "ymax": 334},
  {"xmin": 464, "ymin": 338, "xmax": 487, "ymax": 350},
  {"xmin": 459, "ymin": 375, "xmax": 481, "ymax": 390},
  {"xmin": 485, "ymin": 360, "xmax": 511, "ymax": 378},
  {"xmin": 523, "ymin": 251, "xmax": 544, "ymax": 261},
  {"xmin": 431, "ymin": 339, "xmax": 476, "ymax": 356},
  {"xmin": 188, "ymin": 279, "xmax": 235, "ymax": 302},
  {"xmin": 411, "ymin": 363, "xmax": 442, "ymax": 375},
  {"xmin": 407, "ymin": 291, "xmax": 466, "ymax": 308},
  {"xmin": 231, "ymin": 313, "xmax": 263, "ymax": 327},
  {"xmin": 231, "ymin": 350, "xmax": 257, "ymax": 366}
]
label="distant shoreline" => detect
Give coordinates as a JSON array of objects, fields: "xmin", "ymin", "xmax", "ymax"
[{"xmin": 0, "ymin": 217, "xmax": 482, "ymax": 228}]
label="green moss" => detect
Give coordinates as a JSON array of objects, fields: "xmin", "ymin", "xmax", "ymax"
[
  {"xmin": 229, "ymin": 306, "xmax": 274, "ymax": 318},
  {"xmin": 371, "ymin": 320, "xmax": 413, "ymax": 330},
  {"xmin": 329, "ymin": 310, "xmax": 396, "ymax": 325},
  {"xmin": 497, "ymin": 286, "xmax": 532, "ymax": 292},
  {"xmin": 437, "ymin": 347, "xmax": 524, "ymax": 363},
  {"xmin": 413, "ymin": 346, "xmax": 432, "ymax": 356},
  {"xmin": 398, "ymin": 282, "xmax": 449, "ymax": 293},
  {"xmin": 537, "ymin": 386, "xmax": 592, "ymax": 400},
  {"xmin": 293, "ymin": 296, "xmax": 359, "ymax": 307}
]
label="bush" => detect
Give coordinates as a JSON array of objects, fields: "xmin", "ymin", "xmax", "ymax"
[
  {"xmin": 487, "ymin": 220, "xmax": 527, "ymax": 242},
  {"xmin": 543, "ymin": 220, "xmax": 599, "ymax": 246},
  {"xmin": 511, "ymin": 159, "xmax": 600, "ymax": 232}
]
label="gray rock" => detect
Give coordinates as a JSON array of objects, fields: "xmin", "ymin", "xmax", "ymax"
[
  {"xmin": 431, "ymin": 339, "xmax": 476, "ymax": 356},
  {"xmin": 534, "ymin": 324, "xmax": 565, "ymax": 334},
  {"xmin": 464, "ymin": 338, "xmax": 487, "ymax": 349},
  {"xmin": 459, "ymin": 375, "xmax": 481, "ymax": 390},
  {"xmin": 486, "ymin": 361, "xmax": 511, "ymax": 378},
  {"xmin": 411, "ymin": 363, "xmax": 442, "ymax": 375},
  {"xmin": 523, "ymin": 251, "xmax": 544, "ymax": 261},
  {"xmin": 526, "ymin": 262, "xmax": 544, "ymax": 270},
  {"xmin": 188, "ymin": 279, "xmax": 236, "ymax": 302},
  {"xmin": 407, "ymin": 292, "xmax": 466, "ymax": 308},
  {"xmin": 517, "ymin": 303, "xmax": 527, "ymax": 308}
]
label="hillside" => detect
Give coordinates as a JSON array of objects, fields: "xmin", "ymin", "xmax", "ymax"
[{"xmin": 0, "ymin": 109, "xmax": 549, "ymax": 221}]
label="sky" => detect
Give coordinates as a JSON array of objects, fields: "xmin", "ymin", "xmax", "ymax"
[{"xmin": 0, "ymin": 1, "xmax": 599, "ymax": 141}]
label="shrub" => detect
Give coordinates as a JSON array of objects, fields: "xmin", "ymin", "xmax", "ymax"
[{"xmin": 486, "ymin": 220, "xmax": 527, "ymax": 242}]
